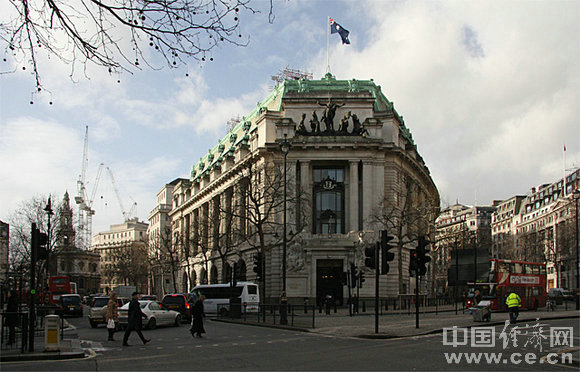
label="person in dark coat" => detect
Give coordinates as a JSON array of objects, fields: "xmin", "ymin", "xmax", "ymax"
[
  {"xmin": 190, "ymin": 295, "xmax": 205, "ymax": 338},
  {"xmin": 122, "ymin": 292, "xmax": 150, "ymax": 346},
  {"xmin": 5, "ymin": 290, "xmax": 18, "ymax": 345}
]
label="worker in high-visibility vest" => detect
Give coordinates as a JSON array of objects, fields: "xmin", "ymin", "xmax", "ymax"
[{"xmin": 506, "ymin": 291, "xmax": 521, "ymax": 324}]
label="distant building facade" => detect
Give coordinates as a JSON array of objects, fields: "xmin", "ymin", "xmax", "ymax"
[
  {"xmin": 492, "ymin": 169, "xmax": 580, "ymax": 290},
  {"xmin": 434, "ymin": 204, "xmax": 495, "ymax": 295},
  {"xmin": 50, "ymin": 192, "xmax": 101, "ymax": 295},
  {"xmin": 92, "ymin": 219, "xmax": 149, "ymax": 292},
  {"xmin": 158, "ymin": 74, "xmax": 439, "ymax": 304},
  {"xmin": 0, "ymin": 220, "xmax": 9, "ymax": 288},
  {"xmin": 147, "ymin": 178, "xmax": 187, "ymax": 297}
]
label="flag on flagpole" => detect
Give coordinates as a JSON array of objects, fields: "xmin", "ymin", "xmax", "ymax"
[{"xmin": 330, "ymin": 18, "xmax": 350, "ymax": 45}]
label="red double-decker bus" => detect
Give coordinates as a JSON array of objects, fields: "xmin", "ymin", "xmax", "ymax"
[
  {"xmin": 489, "ymin": 259, "xmax": 547, "ymax": 311},
  {"xmin": 47, "ymin": 276, "xmax": 72, "ymax": 304}
]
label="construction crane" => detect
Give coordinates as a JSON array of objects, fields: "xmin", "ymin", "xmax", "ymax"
[
  {"xmin": 106, "ymin": 167, "xmax": 137, "ymax": 221},
  {"xmin": 75, "ymin": 126, "xmax": 104, "ymax": 249}
]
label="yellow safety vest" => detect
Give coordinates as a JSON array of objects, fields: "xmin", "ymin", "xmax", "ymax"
[{"xmin": 506, "ymin": 293, "xmax": 521, "ymax": 308}]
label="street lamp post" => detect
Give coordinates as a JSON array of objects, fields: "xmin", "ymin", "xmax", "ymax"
[
  {"xmin": 279, "ymin": 134, "xmax": 291, "ymax": 325},
  {"xmin": 44, "ymin": 196, "xmax": 54, "ymax": 280},
  {"xmin": 574, "ymin": 190, "xmax": 579, "ymax": 310}
]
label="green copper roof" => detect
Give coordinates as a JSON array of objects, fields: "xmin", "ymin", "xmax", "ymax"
[{"xmin": 190, "ymin": 74, "xmax": 414, "ymax": 182}]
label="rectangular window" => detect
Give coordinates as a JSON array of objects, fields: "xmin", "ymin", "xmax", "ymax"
[{"xmin": 313, "ymin": 166, "xmax": 345, "ymax": 234}]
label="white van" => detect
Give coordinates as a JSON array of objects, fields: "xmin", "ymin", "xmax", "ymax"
[{"xmin": 192, "ymin": 282, "xmax": 260, "ymax": 315}]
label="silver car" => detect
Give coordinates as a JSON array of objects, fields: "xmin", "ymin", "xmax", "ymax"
[{"xmin": 118, "ymin": 300, "xmax": 182, "ymax": 330}]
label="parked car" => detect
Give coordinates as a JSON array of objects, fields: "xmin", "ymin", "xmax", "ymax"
[
  {"xmin": 89, "ymin": 296, "xmax": 129, "ymax": 328},
  {"xmin": 57, "ymin": 294, "xmax": 83, "ymax": 317},
  {"xmin": 548, "ymin": 288, "xmax": 567, "ymax": 305},
  {"xmin": 140, "ymin": 295, "xmax": 157, "ymax": 301},
  {"xmin": 161, "ymin": 294, "xmax": 195, "ymax": 323},
  {"xmin": 118, "ymin": 300, "xmax": 181, "ymax": 329}
]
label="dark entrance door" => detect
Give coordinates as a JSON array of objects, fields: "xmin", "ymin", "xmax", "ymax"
[{"xmin": 316, "ymin": 259, "xmax": 343, "ymax": 306}]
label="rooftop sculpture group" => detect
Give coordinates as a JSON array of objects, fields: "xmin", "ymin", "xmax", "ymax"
[{"xmin": 295, "ymin": 100, "xmax": 368, "ymax": 136}]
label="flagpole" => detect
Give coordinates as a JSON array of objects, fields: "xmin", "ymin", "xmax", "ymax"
[
  {"xmin": 327, "ymin": 16, "xmax": 331, "ymax": 74},
  {"xmin": 563, "ymin": 144, "xmax": 567, "ymax": 197}
]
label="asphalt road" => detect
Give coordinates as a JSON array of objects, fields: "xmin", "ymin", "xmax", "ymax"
[{"xmin": 2, "ymin": 310, "xmax": 578, "ymax": 371}]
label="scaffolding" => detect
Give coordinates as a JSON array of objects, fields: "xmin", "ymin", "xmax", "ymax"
[{"xmin": 271, "ymin": 67, "xmax": 313, "ymax": 86}]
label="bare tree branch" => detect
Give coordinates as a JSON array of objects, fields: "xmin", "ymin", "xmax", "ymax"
[{"xmin": 1, "ymin": 0, "xmax": 274, "ymax": 91}]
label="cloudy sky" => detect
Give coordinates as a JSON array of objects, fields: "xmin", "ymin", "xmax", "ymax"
[{"xmin": 1, "ymin": 0, "xmax": 579, "ymax": 237}]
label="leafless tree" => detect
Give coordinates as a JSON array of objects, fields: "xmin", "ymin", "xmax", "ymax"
[
  {"xmin": 6, "ymin": 194, "xmax": 62, "ymax": 288},
  {"xmin": 1, "ymin": 0, "xmax": 274, "ymax": 90},
  {"xmin": 101, "ymin": 240, "xmax": 148, "ymax": 289},
  {"xmin": 226, "ymin": 160, "xmax": 309, "ymax": 300},
  {"xmin": 148, "ymin": 225, "xmax": 180, "ymax": 294},
  {"xmin": 369, "ymin": 175, "xmax": 438, "ymax": 294}
]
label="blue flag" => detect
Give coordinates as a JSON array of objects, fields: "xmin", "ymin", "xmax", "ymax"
[{"xmin": 330, "ymin": 18, "xmax": 350, "ymax": 45}]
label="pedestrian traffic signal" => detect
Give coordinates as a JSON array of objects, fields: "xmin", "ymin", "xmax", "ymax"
[
  {"xmin": 253, "ymin": 252, "xmax": 263, "ymax": 281},
  {"xmin": 416, "ymin": 236, "xmax": 431, "ymax": 277},
  {"xmin": 409, "ymin": 249, "xmax": 418, "ymax": 277},
  {"xmin": 32, "ymin": 225, "xmax": 49, "ymax": 261},
  {"xmin": 380, "ymin": 230, "xmax": 395, "ymax": 275},
  {"xmin": 364, "ymin": 246, "xmax": 376, "ymax": 269}
]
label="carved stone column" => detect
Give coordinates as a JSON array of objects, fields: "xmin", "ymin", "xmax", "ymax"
[{"xmin": 349, "ymin": 160, "xmax": 359, "ymax": 232}]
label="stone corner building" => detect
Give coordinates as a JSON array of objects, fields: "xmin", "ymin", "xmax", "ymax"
[{"xmin": 152, "ymin": 74, "xmax": 439, "ymax": 304}]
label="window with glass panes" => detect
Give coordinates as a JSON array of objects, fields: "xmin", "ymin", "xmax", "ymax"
[{"xmin": 313, "ymin": 166, "xmax": 345, "ymax": 234}]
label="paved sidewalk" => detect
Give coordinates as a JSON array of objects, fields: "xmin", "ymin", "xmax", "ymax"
[
  {"xmin": 215, "ymin": 305, "xmax": 580, "ymax": 339},
  {"xmin": 312, "ymin": 307, "xmax": 579, "ymax": 338},
  {"xmin": 0, "ymin": 319, "xmax": 85, "ymax": 363}
]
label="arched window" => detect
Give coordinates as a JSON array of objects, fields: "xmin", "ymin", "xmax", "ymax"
[
  {"xmin": 182, "ymin": 272, "xmax": 188, "ymax": 292},
  {"xmin": 210, "ymin": 265, "xmax": 218, "ymax": 284},
  {"xmin": 238, "ymin": 259, "xmax": 247, "ymax": 281},
  {"xmin": 224, "ymin": 262, "xmax": 232, "ymax": 283},
  {"xmin": 191, "ymin": 269, "xmax": 197, "ymax": 287},
  {"xmin": 200, "ymin": 268, "xmax": 208, "ymax": 284}
]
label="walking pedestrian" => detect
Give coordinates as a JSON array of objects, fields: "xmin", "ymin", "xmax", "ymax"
[
  {"xmin": 506, "ymin": 291, "xmax": 521, "ymax": 324},
  {"xmin": 122, "ymin": 291, "xmax": 150, "ymax": 346},
  {"xmin": 5, "ymin": 290, "xmax": 18, "ymax": 345},
  {"xmin": 474, "ymin": 289, "xmax": 482, "ymax": 305},
  {"xmin": 190, "ymin": 295, "xmax": 206, "ymax": 338},
  {"xmin": 106, "ymin": 292, "xmax": 118, "ymax": 341}
]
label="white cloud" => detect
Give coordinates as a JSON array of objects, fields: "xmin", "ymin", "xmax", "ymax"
[
  {"xmin": 317, "ymin": 0, "xmax": 580, "ymax": 205},
  {"xmin": 0, "ymin": 118, "xmax": 81, "ymax": 212}
]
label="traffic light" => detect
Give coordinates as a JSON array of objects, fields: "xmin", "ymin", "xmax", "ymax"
[
  {"xmin": 364, "ymin": 246, "xmax": 376, "ymax": 269},
  {"xmin": 380, "ymin": 230, "xmax": 395, "ymax": 275},
  {"xmin": 359, "ymin": 271, "xmax": 365, "ymax": 285},
  {"xmin": 32, "ymin": 225, "xmax": 49, "ymax": 261},
  {"xmin": 340, "ymin": 271, "xmax": 347, "ymax": 286},
  {"xmin": 409, "ymin": 249, "xmax": 418, "ymax": 277},
  {"xmin": 350, "ymin": 263, "xmax": 358, "ymax": 288},
  {"xmin": 253, "ymin": 252, "xmax": 263, "ymax": 281},
  {"xmin": 416, "ymin": 235, "xmax": 432, "ymax": 277}
]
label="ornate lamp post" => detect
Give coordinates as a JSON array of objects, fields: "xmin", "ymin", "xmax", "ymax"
[
  {"xmin": 44, "ymin": 196, "xmax": 54, "ymax": 279},
  {"xmin": 574, "ymin": 189, "xmax": 579, "ymax": 310},
  {"xmin": 279, "ymin": 134, "xmax": 291, "ymax": 325}
]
